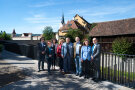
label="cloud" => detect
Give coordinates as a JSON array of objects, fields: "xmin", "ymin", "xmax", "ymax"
[
  {"xmin": 67, "ymin": 4, "xmax": 135, "ymax": 23},
  {"xmin": 29, "ymin": 0, "xmax": 70, "ymax": 8},
  {"xmin": 24, "ymin": 14, "xmax": 60, "ymax": 24},
  {"xmin": 24, "ymin": 14, "xmax": 61, "ymax": 33},
  {"xmin": 29, "ymin": 1, "xmax": 56, "ymax": 7}
]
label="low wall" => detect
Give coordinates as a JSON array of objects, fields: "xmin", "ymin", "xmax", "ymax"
[
  {"xmin": 1, "ymin": 41, "xmax": 38, "ymax": 59},
  {"xmin": 5, "ymin": 40, "xmax": 40, "ymax": 45}
]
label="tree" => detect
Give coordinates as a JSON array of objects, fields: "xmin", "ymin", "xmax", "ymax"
[
  {"xmin": 65, "ymin": 29, "xmax": 83, "ymax": 42},
  {"xmin": 42, "ymin": 26, "xmax": 54, "ymax": 40},
  {"xmin": 0, "ymin": 31, "xmax": 12, "ymax": 40}
]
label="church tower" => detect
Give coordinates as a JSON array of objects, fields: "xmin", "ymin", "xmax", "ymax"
[
  {"xmin": 59, "ymin": 13, "xmax": 65, "ymax": 28},
  {"xmin": 11, "ymin": 29, "xmax": 16, "ymax": 37}
]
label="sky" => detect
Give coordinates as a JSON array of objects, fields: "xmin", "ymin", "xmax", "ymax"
[{"xmin": 0, "ymin": 0, "xmax": 135, "ymax": 34}]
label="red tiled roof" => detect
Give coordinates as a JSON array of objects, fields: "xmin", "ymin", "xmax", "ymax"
[
  {"xmin": 59, "ymin": 20, "xmax": 79, "ymax": 30},
  {"xmin": 89, "ymin": 18, "xmax": 135, "ymax": 36}
]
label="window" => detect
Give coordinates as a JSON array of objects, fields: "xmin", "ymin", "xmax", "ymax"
[{"xmin": 68, "ymin": 24, "xmax": 72, "ymax": 27}]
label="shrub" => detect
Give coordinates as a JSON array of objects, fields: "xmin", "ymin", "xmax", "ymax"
[{"xmin": 112, "ymin": 38, "xmax": 133, "ymax": 55}]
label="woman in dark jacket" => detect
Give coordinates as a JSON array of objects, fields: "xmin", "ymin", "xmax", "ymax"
[
  {"xmin": 46, "ymin": 41, "xmax": 53, "ymax": 75},
  {"xmin": 51, "ymin": 39, "xmax": 58, "ymax": 70}
]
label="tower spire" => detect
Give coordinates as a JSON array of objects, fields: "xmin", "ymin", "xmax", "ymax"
[{"xmin": 61, "ymin": 13, "xmax": 65, "ymax": 25}]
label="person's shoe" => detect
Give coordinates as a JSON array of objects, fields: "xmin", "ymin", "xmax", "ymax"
[
  {"xmin": 42, "ymin": 69, "xmax": 45, "ymax": 71},
  {"xmin": 62, "ymin": 72, "xmax": 66, "ymax": 75},
  {"xmin": 79, "ymin": 74, "xmax": 82, "ymax": 77},
  {"xmin": 86, "ymin": 75, "xmax": 89, "ymax": 79},
  {"xmin": 92, "ymin": 77, "xmax": 96, "ymax": 80},
  {"xmin": 94, "ymin": 78, "xmax": 100, "ymax": 82},
  {"xmin": 38, "ymin": 70, "xmax": 41, "ymax": 72},
  {"xmin": 84, "ymin": 75, "xmax": 87, "ymax": 79},
  {"xmin": 76, "ymin": 73, "xmax": 79, "ymax": 76}
]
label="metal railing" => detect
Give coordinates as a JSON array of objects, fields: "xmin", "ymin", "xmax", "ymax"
[{"xmin": 101, "ymin": 52, "xmax": 135, "ymax": 88}]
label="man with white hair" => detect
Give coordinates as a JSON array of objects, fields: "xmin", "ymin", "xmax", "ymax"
[{"xmin": 91, "ymin": 38, "xmax": 101, "ymax": 80}]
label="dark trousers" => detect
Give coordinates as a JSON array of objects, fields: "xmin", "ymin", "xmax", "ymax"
[
  {"xmin": 58, "ymin": 57, "xmax": 63, "ymax": 70},
  {"xmin": 93, "ymin": 60, "xmax": 100, "ymax": 79},
  {"xmin": 38, "ymin": 55, "xmax": 45, "ymax": 70},
  {"xmin": 83, "ymin": 59, "xmax": 90, "ymax": 77},
  {"xmin": 47, "ymin": 57, "xmax": 52, "ymax": 73},
  {"xmin": 63, "ymin": 54, "xmax": 71, "ymax": 72},
  {"xmin": 52, "ymin": 54, "xmax": 56, "ymax": 68}
]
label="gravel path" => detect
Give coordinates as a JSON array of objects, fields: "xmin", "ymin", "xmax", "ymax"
[{"xmin": 0, "ymin": 50, "xmax": 133, "ymax": 90}]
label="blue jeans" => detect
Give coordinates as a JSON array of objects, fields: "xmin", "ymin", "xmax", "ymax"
[
  {"xmin": 75, "ymin": 55, "xmax": 82, "ymax": 75},
  {"xmin": 63, "ymin": 54, "xmax": 71, "ymax": 72}
]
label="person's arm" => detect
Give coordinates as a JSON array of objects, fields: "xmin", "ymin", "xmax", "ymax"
[
  {"xmin": 93, "ymin": 44, "xmax": 100, "ymax": 59},
  {"xmin": 38, "ymin": 43, "xmax": 42, "ymax": 54},
  {"xmin": 55, "ymin": 44, "xmax": 58, "ymax": 54},
  {"xmin": 61, "ymin": 44, "xmax": 64, "ymax": 58},
  {"xmin": 81, "ymin": 46, "xmax": 83, "ymax": 62},
  {"xmin": 71, "ymin": 43, "xmax": 74, "ymax": 58},
  {"xmin": 45, "ymin": 47, "xmax": 49, "ymax": 58}
]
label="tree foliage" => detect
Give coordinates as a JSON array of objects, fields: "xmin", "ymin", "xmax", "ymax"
[
  {"xmin": 0, "ymin": 31, "xmax": 12, "ymax": 40},
  {"xmin": 42, "ymin": 26, "xmax": 54, "ymax": 40},
  {"xmin": 65, "ymin": 29, "xmax": 83, "ymax": 42},
  {"xmin": 89, "ymin": 23, "xmax": 97, "ymax": 31},
  {"xmin": 112, "ymin": 38, "xmax": 133, "ymax": 55}
]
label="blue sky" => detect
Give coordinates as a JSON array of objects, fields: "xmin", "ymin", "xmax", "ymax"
[{"xmin": 0, "ymin": 0, "xmax": 135, "ymax": 34}]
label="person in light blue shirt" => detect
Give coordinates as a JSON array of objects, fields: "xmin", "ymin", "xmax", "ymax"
[{"xmin": 81, "ymin": 40, "xmax": 92, "ymax": 78}]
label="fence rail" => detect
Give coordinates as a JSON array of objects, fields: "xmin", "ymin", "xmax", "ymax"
[{"xmin": 101, "ymin": 52, "xmax": 135, "ymax": 88}]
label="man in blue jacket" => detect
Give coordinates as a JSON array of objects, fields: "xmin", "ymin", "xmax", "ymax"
[{"xmin": 61, "ymin": 37, "xmax": 73, "ymax": 74}]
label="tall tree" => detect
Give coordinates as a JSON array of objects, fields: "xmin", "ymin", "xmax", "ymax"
[
  {"xmin": 42, "ymin": 26, "xmax": 54, "ymax": 40},
  {"xmin": 65, "ymin": 29, "xmax": 83, "ymax": 42}
]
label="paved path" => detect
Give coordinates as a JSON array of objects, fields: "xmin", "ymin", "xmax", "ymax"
[{"xmin": 0, "ymin": 50, "xmax": 133, "ymax": 90}]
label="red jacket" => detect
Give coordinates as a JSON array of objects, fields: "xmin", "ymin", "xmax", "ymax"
[{"xmin": 57, "ymin": 44, "xmax": 62, "ymax": 57}]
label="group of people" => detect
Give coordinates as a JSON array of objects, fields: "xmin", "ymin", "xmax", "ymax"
[{"xmin": 37, "ymin": 37, "xmax": 100, "ymax": 80}]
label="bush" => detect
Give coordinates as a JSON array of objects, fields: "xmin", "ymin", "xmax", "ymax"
[
  {"xmin": 112, "ymin": 38, "xmax": 133, "ymax": 55},
  {"xmin": 0, "ymin": 44, "xmax": 3, "ymax": 52}
]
